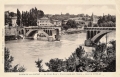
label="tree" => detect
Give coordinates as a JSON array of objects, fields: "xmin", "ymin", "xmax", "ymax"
[
  {"xmin": 79, "ymin": 14, "xmax": 84, "ymax": 17},
  {"xmin": 75, "ymin": 46, "xmax": 85, "ymax": 59},
  {"xmin": 37, "ymin": 10, "xmax": 44, "ymax": 18},
  {"xmin": 93, "ymin": 24, "xmax": 98, "ymax": 27},
  {"xmin": 34, "ymin": 40, "xmax": 116, "ymax": 72},
  {"xmin": 88, "ymin": 21, "xmax": 92, "ymax": 27},
  {"xmin": 92, "ymin": 40, "xmax": 116, "ymax": 72},
  {"xmin": 97, "ymin": 15, "xmax": 116, "ymax": 27},
  {"xmin": 86, "ymin": 14, "xmax": 89, "ymax": 17},
  {"xmin": 103, "ymin": 59, "xmax": 116, "ymax": 72},
  {"xmin": 63, "ymin": 24, "xmax": 69, "ymax": 30},
  {"xmin": 9, "ymin": 12, "xmax": 16, "ymax": 17},
  {"xmin": 16, "ymin": 9, "xmax": 21, "ymax": 26},
  {"xmin": 21, "ymin": 7, "xmax": 44, "ymax": 26},
  {"xmin": 5, "ymin": 11, "xmax": 12, "ymax": 26},
  {"xmin": 66, "ymin": 13, "xmax": 70, "ymax": 16},
  {"xmin": 35, "ymin": 59, "xmax": 43, "ymax": 72},
  {"xmin": 66, "ymin": 20, "xmax": 77, "ymax": 28},
  {"xmin": 45, "ymin": 58, "xmax": 63, "ymax": 72},
  {"xmin": 4, "ymin": 47, "xmax": 26, "ymax": 72}
]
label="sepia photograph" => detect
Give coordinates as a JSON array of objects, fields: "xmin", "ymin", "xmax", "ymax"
[{"xmin": 4, "ymin": 4, "xmax": 116, "ymax": 72}]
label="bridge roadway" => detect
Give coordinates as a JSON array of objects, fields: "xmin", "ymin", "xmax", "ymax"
[
  {"xmin": 24, "ymin": 26, "xmax": 61, "ymax": 29},
  {"xmin": 84, "ymin": 27, "xmax": 116, "ymax": 30}
]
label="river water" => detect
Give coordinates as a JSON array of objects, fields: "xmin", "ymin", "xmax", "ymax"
[{"xmin": 5, "ymin": 31, "xmax": 115, "ymax": 72}]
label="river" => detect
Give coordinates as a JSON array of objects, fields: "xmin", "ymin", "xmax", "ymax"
[{"xmin": 5, "ymin": 31, "xmax": 116, "ymax": 72}]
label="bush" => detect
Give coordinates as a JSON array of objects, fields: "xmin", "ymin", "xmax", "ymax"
[
  {"xmin": 4, "ymin": 47, "xmax": 26, "ymax": 72},
  {"xmin": 45, "ymin": 58, "xmax": 64, "ymax": 72},
  {"xmin": 35, "ymin": 40, "xmax": 116, "ymax": 72},
  {"xmin": 35, "ymin": 59, "xmax": 43, "ymax": 72}
]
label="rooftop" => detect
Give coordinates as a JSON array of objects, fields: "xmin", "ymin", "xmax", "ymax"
[
  {"xmin": 69, "ymin": 17, "xmax": 83, "ymax": 20},
  {"xmin": 37, "ymin": 16, "xmax": 49, "ymax": 20},
  {"xmin": 52, "ymin": 20, "xmax": 61, "ymax": 22},
  {"xmin": 11, "ymin": 16, "xmax": 17, "ymax": 19}
]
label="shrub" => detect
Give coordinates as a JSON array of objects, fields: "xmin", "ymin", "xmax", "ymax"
[{"xmin": 4, "ymin": 47, "xmax": 26, "ymax": 72}]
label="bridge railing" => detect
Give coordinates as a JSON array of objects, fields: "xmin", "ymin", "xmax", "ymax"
[
  {"xmin": 84, "ymin": 27, "xmax": 116, "ymax": 30},
  {"xmin": 24, "ymin": 26, "xmax": 61, "ymax": 28}
]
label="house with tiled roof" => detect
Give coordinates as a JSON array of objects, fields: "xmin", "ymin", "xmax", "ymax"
[
  {"xmin": 52, "ymin": 20, "xmax": 62, "ymax": 26},
  {"xmin": 37, "ymin": 16, "xmax": 53, "ymax": 26}
]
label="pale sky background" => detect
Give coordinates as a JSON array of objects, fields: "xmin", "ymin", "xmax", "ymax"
[{"xmin": 5, "ymin": 4, "xmax": 115, "ymax": 16}]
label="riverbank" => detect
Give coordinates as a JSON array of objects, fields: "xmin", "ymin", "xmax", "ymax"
[{"xmin": 5, "ymin": 35, "xmax": 24, "ymax": 41}]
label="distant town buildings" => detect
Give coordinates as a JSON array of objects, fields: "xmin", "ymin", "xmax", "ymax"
[
  {"xmin": 5, "ymin": 9, "xmax": 99, "ymax": 28},
  {"xmin": 5, "ymin": 10, "xmax": 99, "ymax": 28},
  {"xmin": 69, "ymin": 17, "xmax": 85, "ymax": 25},
  {"xmin": 68, "ymin": 13, "xmax": 99, "ymax": 25}
]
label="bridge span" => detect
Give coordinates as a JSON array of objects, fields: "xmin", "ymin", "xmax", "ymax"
[
  {"xmin": 84, "ymin": 27, "xmax": 116, "ymax": 46},
  {"xmin": 18, "ymin": 26, "xmax": 61, "ymax": 41}
]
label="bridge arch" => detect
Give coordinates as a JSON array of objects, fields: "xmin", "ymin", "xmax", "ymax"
[
  {"xmin": 26, "ymin": 29, "xmax": 49, "ymax": 38},
  {"xmin": 91, "ymin": 31, "xmax": 94, "ymax": 38},
  {"xmin": 17, "ymin": 28, "xmax": 25, "ymax": 35},
  {"xmin": 27, "ymin": 30, "xmax": 38, "ymax": 37},
  {"xmin": 21, "ymin": 29, "xmax": 24, "ymax": 35},
  {"xmin": 91, "ymin": 30, "xmax": 113, "ymax": 43}
]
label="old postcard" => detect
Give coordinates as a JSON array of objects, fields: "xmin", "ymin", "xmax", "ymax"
[{"xmin": 0, "ymin": 0, "xmax": 120, "ymax": 77}]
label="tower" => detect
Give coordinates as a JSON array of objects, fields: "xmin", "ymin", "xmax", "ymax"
[
  {"xmin": 91, "ymin": 12, "xmax": 94, "ymax": 21},
  {"xmin": 103, "ymin": 13, "xmax": 104, "ymax": 17},
  {"xmin": 91, "ymin": 13, "xmax": 94, "ymax": 27},
  {"xmin": 61, "ymin": 12, "xmax": 62, "ymax": 15}
]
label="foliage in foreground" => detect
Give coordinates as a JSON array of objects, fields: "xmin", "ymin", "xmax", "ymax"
[
  {"xmin": 4, "ymin": 48, "xmax": 26, "ymax": 72},
  {"xmin": 35, "ymin": 40, "xmax": 116, "ymax": 72}
]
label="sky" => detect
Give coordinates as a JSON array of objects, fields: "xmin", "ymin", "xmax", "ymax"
[{"xmin": 5, "ymin": 4, "xmax": 116, "ymax": 16}]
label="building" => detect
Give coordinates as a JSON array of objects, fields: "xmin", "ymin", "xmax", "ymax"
[
  {"xmin": 75, "ymin": 20, "xmax": 85, "ymax": 24},
  {"xmin": 62, "ymin": 20, "xmax": 68, "ymax": 25},
  {"xmin": 52, "ymin": 20, "xmax": 62, "ymax": 26},
  {"xmin": 91, "ymin": 13, "xmax": 99, "ymax": 24},
  {"xmin": 69, "ymin": 17, "xmax": 83, "ymax": 20},
  {"xmin": 11, "ymin": 16, "xmax": 17, "ymax": 27},
  {"xmin": 69, "ymin": 17, "xmax": 86, "ymax": 27},
  {"xmin": 37, "ymin": 17, "xmax": 53, "ymax": 26}
]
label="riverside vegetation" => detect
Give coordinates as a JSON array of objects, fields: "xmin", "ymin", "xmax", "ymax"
[
  {"xmin": 35, "ymin": 40, "xmax": 116, "ymax": 72},
  {"xmin": 4, "ymin": 48, "xmax": 26, "ymax": 72}
]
